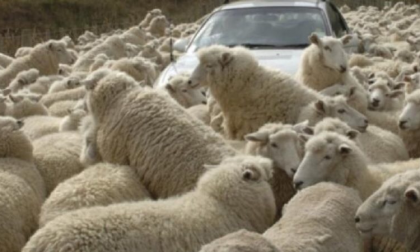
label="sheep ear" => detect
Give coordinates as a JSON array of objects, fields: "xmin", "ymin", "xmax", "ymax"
[
  {"xmin": 48, "ymin": 42, "xmax": 55, "ymax": 50},
  {"xmin": 31, "ymin": 95, "xmax": 42, "ymax": 102},
  {"xmin": 390, "ymin": 90, "xmax": 404, "ymax": 98},
  {"xmin": 405, "ymin": 187, "xmax": 420, "ymax": 206},
  {"xmin": 349, "ymin": 87, "xmax": 356, "ymax": 98},
  {"xmin": 218, "ymin": 52, "xmax": 233, "ymax": 67},
  {"xmin": 15, "ymin": 119, "xmax": 24, "ymax": 130},
  {"xmin": 309, "ymin": 33, "xmax": 321, "ymax": 46},
  {"xmin": 67, "ymin": 108, "xmax": 73, "ymax": 114},
  {"xmin": 338, "ymin": 144, "xmax": 352, "ymax": 155},
  {"xmin": 346, "ymin": 130, "xmax": 359, "ymax": 140},
  {"xmin": 242, "ymin": 165, "xmax": 261, "ymax": 181},
  {"xmin": 368, "ymin": 73, "xmax": 375, "ymax": 79},
  {"xmin": 404, "ymin": 76, "xmax": 413, "ymax": 82},
  {"xmin": 18, "ymin": 79, "xmax": 25, "ymax": 85},
  {"xmin": 2, "ymin": 88, "xmax": 11, "ymax": 96},
  {"xmin": 341, "ymin": 35, "xmax": 352, "ymax": 45},
  {"xmin": 293, "ymin": 121, "xmax": 314, "ymax": 135},
  {"xmin": 165, "ymin": 84, "xmax": 175, "ymax": 93},
  {"xmin": 9, "ymin": 94, "xmax": 21, "ymax": 103},
  {"xmin": 83, "ymin": 80, "xmax": 97, "ymax": 91},
  {"xmin": 244, "ymin": 131, "xmax": 269, "ymax": 144},
  {"xmin": 407, "ymin": 37, "xmax": 415, "ymax": 45},
  {"xmin": 394, "ymin": 82, "xmax": 406, "ymax": 90},
  {"xmin": 414, "ymin": 65, "xmax": 419, "ymax": 73},
  {"xmin": 314, "ymin": 100, "xmax": 326, "ymax": 114}
]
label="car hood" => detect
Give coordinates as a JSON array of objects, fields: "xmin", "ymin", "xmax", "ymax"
[{"xmin": 155, "ymin": 49, "xmax": 304, "ymax": 88}]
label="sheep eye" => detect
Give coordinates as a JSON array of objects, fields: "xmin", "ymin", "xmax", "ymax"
[
  {"xmin": 206, "ymin": 64, "xmax": 213, "ymax": 68},
  {"xmin": 182, "ymin": 89, "xmax": 188, "ymax": 93},
  {"xmin": 338, "ymin": 109, "xmax": 346, "ymax": 114},
  {"xmin": 388, "ymin": 200, "xmax": 397, "ymax": 205},
  {"xmin": 324, "ymin": 46, "xmax": 331, "ymax": 51},
  {"xmin": 335, "ymin": 92, "xmax": 341, "ymax": 95},
  {"xmin": 324, "ymin": 155, "xmax": 331, "ymax": 160},
  {"xmin": 270, "ymin": 143, "xmax": 278, "ymax": 148}
]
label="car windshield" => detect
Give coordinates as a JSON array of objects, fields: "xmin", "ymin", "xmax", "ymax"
[{"xmin": 189, "ymin": 7, "xmax": 328, "ymax": 52}]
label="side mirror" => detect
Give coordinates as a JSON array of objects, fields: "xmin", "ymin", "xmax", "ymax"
[{"xmin": 173, "ymin": 38, "xmax": 190, "ymax": 53}]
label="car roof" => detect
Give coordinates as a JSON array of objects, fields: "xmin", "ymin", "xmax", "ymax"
[{"xmin": 218, "ymin": 0, "xmax": 326, "ymax": 10}]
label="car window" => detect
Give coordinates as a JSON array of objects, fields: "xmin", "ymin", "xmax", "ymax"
[
  {"xmin": 326, "ymin": 3, "xmax": 348, "ymax": 37},
  {"xmin": 189, "ymin": 7, "xmax": 328, "ymax": 51}
]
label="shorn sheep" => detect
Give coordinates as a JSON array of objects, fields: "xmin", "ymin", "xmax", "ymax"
[
  {"xmin": 0, "ymin": 116, "xmax": 46, "ymax": 252},
  {"xmin": 39, "ymin": 163, "xmax": 151, "ymax": 227},
  {"xmin": 189, "ymin": 45, "xmax": 367, "ymax": 140},
  {"xmin": 23, "ymin": 155, "xmax": 276, "ymax": 252},
  {"xmin": 86, "ymin": 70, "xmax": 236, "ymax": 198},
  {"xmin": 293, "ymin": 132, "xmax": 420, "ymax": 200},
  {"xmin": 313, "ymin": 118, "xmax": 409, "ymax": 163},
  {"xmin": 200, "ymin": 182, "xmax": 363, "ymax": 252},
  {"xmin": 0, "ymin": 41, "xmax": 74, "ymax": 89},
  {"xmin": 355, "ymin": 170, "xmax": 420, "ymax": 251}
]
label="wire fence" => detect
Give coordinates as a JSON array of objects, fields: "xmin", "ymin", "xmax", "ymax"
[{"xmin": 0, "ymin": 0, "xmax": 418, "ymax": 56}]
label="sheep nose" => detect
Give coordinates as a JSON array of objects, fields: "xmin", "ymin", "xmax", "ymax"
[
  {"xmin": 291, "ymin": 168, "xmax": 297, "ymax": 174},
  {"xmin": 399, "ymin": 120, "xmax": 408, "ymax": 129},
  {"xmin": 294, "ymin": 181, "xmax": 303, "ymax": 190},
  {"xmin": 201, "ymin": 91, "xmax": 206, "ymax": 96},
  {"xmin": 340, "ymin": 66, "xmax": 347, "ymax": 73},
  {"xmin": 187, "ymin": 80, "xmax": 192, "ymax": 85},
  {"xmin": 355, "ymin": 216, "xmax": 361, "ymax": 223},
  {"xmin": 371, "ymin": 99, "xmax": 380, "ymax": 107},
  {"xmin": 202, "ymin": 101, "xmax": 207, "ymax": 105}
]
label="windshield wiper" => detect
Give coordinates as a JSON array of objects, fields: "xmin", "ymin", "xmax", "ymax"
[
  {"xmin": 279, "ymin": 44, "xmax": 309, "ymax": 49},
  {"xmin": 225, "ymin": 43, "xmax": 309, "ymax": 49},
  {"xmin": 225, "ymin": 43, "xmax": 283, "ymax": 49}
]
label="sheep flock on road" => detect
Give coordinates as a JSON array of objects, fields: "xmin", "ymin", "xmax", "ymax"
[{"xmin": 1, "ymin": 2, "xmax": 420, "ymax": 252}]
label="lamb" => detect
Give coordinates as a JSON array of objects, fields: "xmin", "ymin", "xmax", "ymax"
[
  {"xmin": 355, "ymin": 170, "xmax": 420, "ymax": 251},
  {"xmin": 368, "ymin": 78, "xmax": 404, "ymax": 111},
  {"xmin": 89, "ymin": 53, "xmax": 109, "ymax": 72},
  {"xmin": 368, "ymin": 44, "xmax": 395, "ymax": 59},
  {"xmin": 108, "ymin": 57, "xmax": 154, "ymax": 84},
  {"xmin": 23, "ymin": 155, "xmax": 276, "ymax": 252},
  {"xmin": 200, "ymin": 182, "xmax": 363, "ymax": 252},
  {"xmin": 189, "ymin": 45, "xmax": 367, "ymax": 140},
  {"xmin": 48, "ymin": 76, "xmax": 82, "ymax": 94},
  {"xmin": 320, "ymin": 83, "xmax": 369, "ymax": 115},
  {"xmin": 14, "ymin": 47, "xmax": 33, "ymax": 58},
  {"xmin": 21, "ymin": 115, "xmax": 61, "ymax": 140},
  {"xmin": 6, "ymin": 92, "xmax": 49, "ymax": 118},
  {"xmin": 73, "ymin": 36, "xmax": 127, "ymax": 72},
  {"xmin": 59, "ymin": 108, "xmax": 87, "ymax": 132},
  {"xmin": 0, "ymin": 116, "xmax": 46, "ymax": 252},
  {"xmin": 86, "ymin": 70, "xmax": 236, "ymax": 198},
  {"xmin": 293, "ymin": 132, "xmax": 420, "ymax": 200},
  {"xmin": 120, "ymin": 26, "xmax": 147, "ymax": 46},
  {"xmin": 0, "ymin": 41, "xmax": 74, "ymax": 89},
  {"xmin": 349, "ymin": 54, "xmax": 374, "ymax": 68},
  {"xmin": 295, "ymin": 33, "xmax": 353, "ymax": 91},
  {"xmin": 32, "ymin": 132, "xmax": 84, "ymax": 195},
  {"xmin": 27, "ymin": 75, "xmax": 63, "ymax": 94},
  {"xmin": 0, "ymin": 53, "xmax": 13, "ymax": 68},
  {"xmin": 399, "ymin": 89, "xmax": 420, "ymax": 158},
  {"xmin": 8, "ymin": 68, "xmax": 40, "ymax": 93},
  {"xmin": 39, "ymin": 163, "xmax": 151, "ymax": 227},
  {"xmin": 165, "ymin": 72, "xmax": 207, "ymax": 108},
  {"xmin": 313, "ymin": 118, "xmax": 409, "ymax": 163}
]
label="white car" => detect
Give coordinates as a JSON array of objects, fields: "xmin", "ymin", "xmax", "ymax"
[{"xmin": 155, "ymin": 0, "xmax": 358, "ymax": 88}]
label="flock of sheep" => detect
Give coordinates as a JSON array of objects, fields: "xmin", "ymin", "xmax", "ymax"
[{"xmin": 0, "ymin": 1, "xmax": 420, "ymax": 252}]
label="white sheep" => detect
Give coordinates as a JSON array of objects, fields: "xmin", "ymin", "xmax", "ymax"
[
  {"xmin": 0, "ymin": 116, "xmax": 46, "ymax": 252},
  {"xmin": 399, "ymin": 89, "xmax": 420, "ymax": 158},
  {"xmin": 320, "ymin": 82, "xmax": 369, "ymax": 115},
  {"xmin": 139, "ymin": 9, "xmax": 162, "ymax": 28},
  {"xmin": 355, "ymin": 169, "xmax": 420, "ymax": 251},
  {"xmin": 120, "ymin": 26, "xmax": 147, "ymax": 46},
  {"xmin": 314, "ymin": 118, "xmax": 409, "ymax": 163},
  {"xmin": 73, "ymin": 36, "xmax": 127, "ymax": 72},
  {"xmin": 14, "ymin": 47, "xmax": 33, "ymax": 58},
  {"xmin": 190, "ymin": 45, "xmax": 368, "ymax": 140},
  {"xmin": 394, "ymin": 49, "xmax": 417, "ymax": 64},
  {"xmin": 405, "ymin": 73, "xmax": 420, "ymax": 94},
  {"xmin": 59, "ymin": 108, "xmax": 87, "ymax": 132},
  {"xmin": 23, "ymin": 155, "xmax": 276, "ymax": 252},
  {"xmin": 293, "ymin": 132, "xmax": 420, "ymax": 200},
  {"xmin": 0, "ymin": 41, "xmax": 74, "ymax": 89},
  {"xmin": 295, "ymin": 33, "xmax": 353, "ymax": 91},
  {"xmin": 32, "ymin": 132, "xmax": 84, "ymax": 195},
  {"xmin": 89, "ymin": 53, "xmax": 109, "ymax": 72},
  {"xmin": 200, "ymin": 182, "xmax": 363, "ymax": 252},
  {"xmin": 40, "ymin": 86, "xmax": 86, "ymax": 107},
  {"xmin": 48, "ymin": 76, "xmax": 82, "ymax": 94},
  {"xmin": 78, "ymin": 115, "xmax": 101, "ymax": 167},
  {"xmin": 165, "ymin": 72, "xmax": 207, "ymax": 108},
  {"xmin": 0, "ymin": 53, "xmax": 14, "ymax": 68},
  {"xmin": 407, "ymin": 36, "xmax": 420, "ymax": 51},
  {"xmin": 186, "ymin": 104, "xmax": 210, "ymax": 125},
  {"xmin": 86, "ymin": 70, "xmax": 236, "ymax": 198},
  {"xmin": 146, "ymin": 15, "xmax": 168, "ymax": 38},
  {"xmin": 8, "ymin": 68, "xmax": 40, "ymax": 93},
  {"xmin": 39, "ymin": 163, "xmax": 151, "ymax": 227},
  {"xmin": 6, "ymin": 92, "xmax": 49, "ymax": 119},
  {"xmin": 108, "ymin": 57, "xmax": 155, "ymax": 85},
  {"xmin": 48, "ymin": 99, "xmax": 84, "ymax": 117},
  {"xmin": 0, "ymin": 91, "xmax": 9, "ymax": 115},
  {"xmin": 21, "ymin": 115, "xmax": 61, "ymax": 140},
  {"xmin": 27, "ymin": 75, "xmax": 64, "ymax": 94},
  {"xmin": 367, "ymin": 78, "xmax": 404, "ymax": 111}
]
